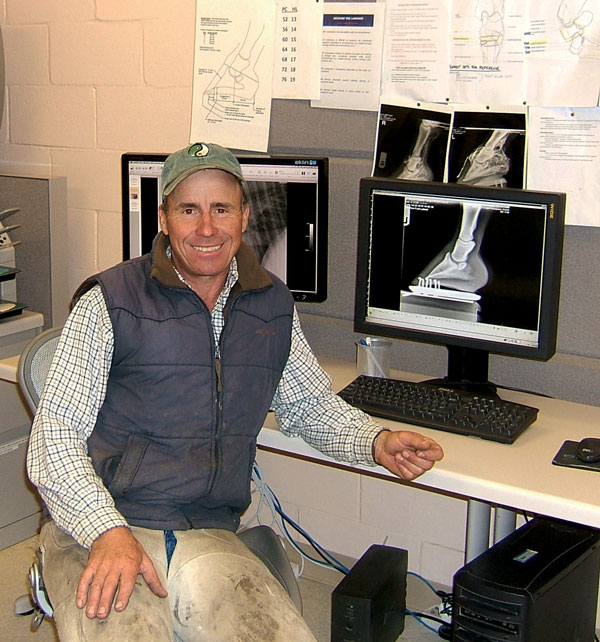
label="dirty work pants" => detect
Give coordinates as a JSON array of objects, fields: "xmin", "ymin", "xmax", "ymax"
[{"xmin": 39, "ymin": 521, "xmax": 317, "ymax": 642}]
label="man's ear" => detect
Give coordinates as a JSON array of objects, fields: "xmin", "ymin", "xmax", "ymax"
[
  {"xmin": 241, "ymin": 203, "xmax": 250, "ymax": 233},
  {"xmin": 158, "ymin": 204, "xmax": 169, "ymax": 235}
]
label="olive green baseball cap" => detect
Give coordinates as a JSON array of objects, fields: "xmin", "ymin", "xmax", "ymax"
[{"xmin": 161, "ymin": 142, "xmax": 244, "ymax": 197}]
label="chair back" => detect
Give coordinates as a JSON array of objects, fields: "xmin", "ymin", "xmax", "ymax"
[{"xmin": 17, "ymin": 327, "xmax": 63, "ymax": 413}]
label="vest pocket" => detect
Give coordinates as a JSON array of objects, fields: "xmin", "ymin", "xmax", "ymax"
[{"xmin": 105, "ymin": 434, "xmax": 150, "ymax": 496}]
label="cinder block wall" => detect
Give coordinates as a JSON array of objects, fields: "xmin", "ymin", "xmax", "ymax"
[{"xmin": 0, "ymin": 0, "xmax": 195, "ymax": 294}]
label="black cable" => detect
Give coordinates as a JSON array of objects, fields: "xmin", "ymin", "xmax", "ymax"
[
  {"xmin": 497, "ymin": 383, "xmax": 553, "ymax": 399},
  {"xmin": 409, "ymin": 610, "xmax": 446, "ymax": 626},
  {"xmin": 438, "ymin": 593, "xmax": 453, "ymax": 621},
  {"xmin": 406, "ymin": 609, "xmax": 439, "ymax": 634}
]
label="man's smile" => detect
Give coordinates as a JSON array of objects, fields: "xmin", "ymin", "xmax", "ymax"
[{"xmin": 192, "ymin": 243, "xmax": 224, "ymax": 253}]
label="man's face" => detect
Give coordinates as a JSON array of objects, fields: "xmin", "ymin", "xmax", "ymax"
[{"xmin": 159, "ymin": 169, "xmax": 249, "ymax": 290}]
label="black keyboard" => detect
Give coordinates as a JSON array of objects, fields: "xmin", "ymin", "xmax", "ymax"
[{"xmin": 338, "ymin": 375, "xmax": 538, "ymax": 444}]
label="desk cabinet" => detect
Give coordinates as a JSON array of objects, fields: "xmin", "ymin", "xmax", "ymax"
[{"xmin": 0, "ymin": 312, "xmax": 44, "ymax": 549}]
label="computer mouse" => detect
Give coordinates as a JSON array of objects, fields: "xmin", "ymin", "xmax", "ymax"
[{"xmin": 575, "ymin": 437, "xmax": 600, "ymax": 464}]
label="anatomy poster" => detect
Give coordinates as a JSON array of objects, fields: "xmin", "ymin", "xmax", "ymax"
[
  {"xmin": 525, "ymin": 0, "xmax": 600, "ymax": 106},
  {"xmin": 382, "ymin": 0, "xmax": 600, "ymax": 108},
  {"xmin": 191, "ymin": 0, "xmax": 276, "ymax": 152}
]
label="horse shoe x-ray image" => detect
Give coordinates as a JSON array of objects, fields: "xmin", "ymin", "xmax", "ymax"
[{"xmin": 408, "ymin": 204, "xmax": 492, "ymax": 313}]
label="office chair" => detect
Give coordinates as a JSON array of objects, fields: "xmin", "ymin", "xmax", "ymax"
[{"xmin": 15, "ymin": 326, "xmax": 302, "ymax": 628}]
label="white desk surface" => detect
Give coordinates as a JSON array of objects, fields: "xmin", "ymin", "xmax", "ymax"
[
  {"xmin": 0, "ymin": 354, "xmax": 19, "ymax": 382},
  {"xmin": 0, "ymin": 311, "xmax": 44, "ymax": 383},
  {"xmin": 258, "ymin": 356, "xmax": 600, "ymax": 530}
]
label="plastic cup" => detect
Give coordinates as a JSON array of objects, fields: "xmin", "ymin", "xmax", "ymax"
[{"xmin": 356, "ymin": 338, "xmax": 391, "ymax": 378}]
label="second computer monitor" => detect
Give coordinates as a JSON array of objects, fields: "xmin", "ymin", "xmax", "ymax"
[
  {"xmin": 121, "ymin": 153, "xmax": 329, "ymax": 302},
  {"xmin": 354, "ymin": 177, "xmax": 566, "ymax": 391}
]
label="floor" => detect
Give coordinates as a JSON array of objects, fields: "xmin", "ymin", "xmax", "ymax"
[{"xmin": 3, "ymin": 536, "xmax": 443, "ymax": 641}]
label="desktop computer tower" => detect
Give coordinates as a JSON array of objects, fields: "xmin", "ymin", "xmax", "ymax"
[{"xmin": 452, "ymin": 517, "xmax": 600, "ymax": 641}]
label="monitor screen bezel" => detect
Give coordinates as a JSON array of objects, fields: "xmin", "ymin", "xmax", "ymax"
[
  {"xmin": 120, "ymin": 153, "xmax": 329, "ymax": 302},
  {"xmin": 121, "ymin": 152, "xmax": 166, "ymax": 263},
  {"xmin": 354, "ymin": 177, "xmax": 566, "ymax": 362}
]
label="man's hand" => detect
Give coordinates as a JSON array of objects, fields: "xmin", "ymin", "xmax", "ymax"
[
  {"xmin": 374, "ymin": 430, "xmax": 444, "ymax": 480},
  {"xmin": 76, "ymin": 526, "xmax": 168, "ymax": 619}
]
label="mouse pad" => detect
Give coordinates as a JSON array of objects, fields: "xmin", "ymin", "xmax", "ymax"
[{"xmin": 552, "ymin": 440, "xmax": 600, "ymax": 472}]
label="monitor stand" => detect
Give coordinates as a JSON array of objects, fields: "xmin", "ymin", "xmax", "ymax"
[{"xmin": 425, "ymin": 345, "xmax": 499, "ymax": 398}]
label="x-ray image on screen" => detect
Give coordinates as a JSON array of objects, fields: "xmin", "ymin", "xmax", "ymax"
[
  {"xmin": 368, "ymin": 191, "xmax": 546, "ymax": 334},
  {"xmin": 408, "ymin": 202, "xmax": 492, "ymax": 301},
  {"xmin": 242, "ymin": 180, "xmax": 287, "ymax": 280},
  {"xmin": 355, "ymin": 178, "xmax": 566, "ymax": 388},
  {"xmin": 121, "ymin": 153, "xmax": 329, "ymax": 302}
]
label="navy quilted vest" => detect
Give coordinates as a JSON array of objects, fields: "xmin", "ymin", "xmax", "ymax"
[{"xmin": 78, "ymin": 236, "xmax": 293, "ymax": 531}]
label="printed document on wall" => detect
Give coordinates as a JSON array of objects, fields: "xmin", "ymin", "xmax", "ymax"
[
  {"xmin": 272, "ymin": 0, "xmax": 323, "ymax": 99},
  {"xmin": 528, "ymin": 107, "xmax": 600, "ymax": 226},
  {"xmin": 190, "ymin": 0, "xmax": 275, "ymax": 152},
  {"xmin": 311, "ymin": 2, "xmax": 385, "ymax": 111},
  {"xmin": 524, "ymin": 1, "xmax": 600, "ymax": 107},
  {"xmin": 449, "ymin": 0, "xmax": 527, "ymax": 105},
  {"xmin": 381, "ymin": 0, "xmax": 451, "ymax": 102}
]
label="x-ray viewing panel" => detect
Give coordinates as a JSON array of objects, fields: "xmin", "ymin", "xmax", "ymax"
[{"xmin": 355, "ymin": 178, "xmax": 566, "ymax": 363}]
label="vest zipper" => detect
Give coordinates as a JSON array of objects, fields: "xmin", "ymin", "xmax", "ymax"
[{"xmin": 209, "ymin": 353, "xmax": 223, "ymax": 493}]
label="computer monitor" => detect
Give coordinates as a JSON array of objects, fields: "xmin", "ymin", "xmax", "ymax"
[
  {"xmin": 354, "ymin": 177, "xmax": 566, "ymax": 395},
  {"xmin": 121, "ymin": 153, "xmax": 329, "ymax": 302}
]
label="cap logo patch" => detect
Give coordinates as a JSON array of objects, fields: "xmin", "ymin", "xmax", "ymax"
[{"xmin": 188, "ymin": 143, "xmax": 210, "ymax": 158}]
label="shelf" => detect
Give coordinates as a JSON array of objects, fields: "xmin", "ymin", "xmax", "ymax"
[
  {"xmin": 0, "ymin": 266, "xmax": 19, "ymax": 281},
  {"xmin": 0, "ymin": 300, "xmax": 26, "ymax": 319}
]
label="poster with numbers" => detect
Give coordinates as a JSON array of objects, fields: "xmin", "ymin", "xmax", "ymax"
[{"xmin": 272, "ymin": 0, "xmax": 323, "ymax": 99}]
